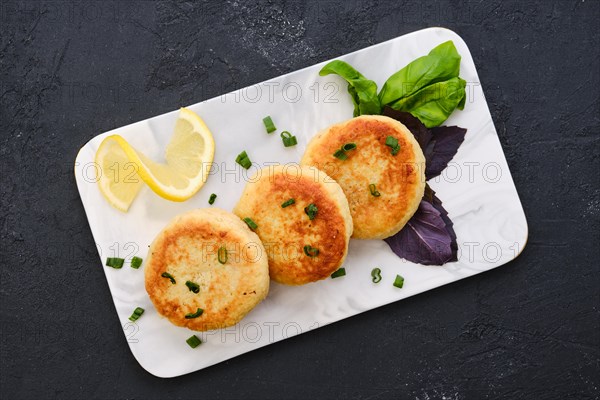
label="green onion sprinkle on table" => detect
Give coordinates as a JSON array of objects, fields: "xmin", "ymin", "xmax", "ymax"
[
  {"xmin": 263, "ymin": 116, "xmax": 276, "ymax": 133},
  {"xmin": 128, "ymin": 307, "xmax": 144, "ymax": 322},
  {"xmin": 130, "ymin": 256, "xmax": 143, "ymax": 269},
  {"xmin": 393, "ymin": 274, "xmax": 404, "ymax": 288},
  {"xmin": 186, "ymin": 335, "xmax": 202, "ymax": 349},
  {"xmin": 331, "ymin": 268, "xmax": 346, "ymax": 279},
  {"xmin": 106, "ymin": 257, "xmax": 124, "ymax": 269}
]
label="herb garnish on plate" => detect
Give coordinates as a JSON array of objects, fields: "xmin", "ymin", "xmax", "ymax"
[{"xmin": 320, "ymin": 41, "xmax": 468, "ymax": 265}]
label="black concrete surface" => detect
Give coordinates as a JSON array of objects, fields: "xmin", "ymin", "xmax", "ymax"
[{"xmin": 1, "ymin": 1, "xmax": 599, "ymax": 399}]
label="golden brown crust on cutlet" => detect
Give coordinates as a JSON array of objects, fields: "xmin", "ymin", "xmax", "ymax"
[
  {"xmin": 144, "ymin": 208, "xmax": 269, "ymax": 331},
  {"xmin": 233, "ymin": 165, "xmax": 352, "ymax": 285},
  {"xmin": 301, "ymin": 115, "xmax": 426, "ymax": 239}
]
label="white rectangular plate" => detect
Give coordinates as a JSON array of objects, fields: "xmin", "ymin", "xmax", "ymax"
[{"xmin": 75, "ymin": 27, "xmax": 528, "ymax": 378}]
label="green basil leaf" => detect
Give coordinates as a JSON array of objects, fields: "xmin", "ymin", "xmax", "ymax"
[
  {"xmin": 347, "ymin": 84, "xmax": 360, "ymax": 117},
  {"xmin": 457, "ymin": 89, "xmax": 466, "ymax": 110},
  {"xmin": 320, "ymin": 60, "xmax": 381, "ymax": 116},
  {"xmin": 379, "ymin": 41, "xmax": 462, "ymax": 106},
  {"xmin": 389, "ymin": 77, "xmax": 466, "ymax": 128}
]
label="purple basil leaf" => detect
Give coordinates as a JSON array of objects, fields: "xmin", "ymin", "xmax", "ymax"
[
  {"xmin": 424, "ymin": 140, "xmax": 436, "ymax": 164},
  {"xmin": 381, "ymin": 109, "xmax": 462, "ymax": 265},
  {"xmin": 382, "ymin": 106, "xmax": 432, "ymax": 150},
  {"xmin": 385, "ymin": 199, "xmax": 455, "ymax": 265},
  {"xmin": 426, "ymin": 126, "xmax": 467, "ymax": 179},
  {"xmin": 423, "ymin": 183, "xmax": 435, "ymax": 203},
  {"xmin": 382, "ymin": 106, "xmax": 466, "ymax": 181},
  {"xmin": 428, "ymin": 186, "xmax": 458, "ymax": 261}
]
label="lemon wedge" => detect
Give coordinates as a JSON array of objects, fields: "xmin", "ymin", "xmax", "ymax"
[{"xmin": 95, "ymin": 108, "xmax": 215, "ymax": 211}]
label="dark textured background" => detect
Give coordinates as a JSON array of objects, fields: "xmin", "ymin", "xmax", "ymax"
[{"xmin": 1, "ymin": 1, "xmax": 599, "ymax": 399}]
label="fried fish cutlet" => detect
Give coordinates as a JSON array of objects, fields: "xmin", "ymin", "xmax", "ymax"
[
  {"xmin": 144, "ymin": 208, "xmax": 269, "ymax": 331},
  {"xmin": 233, "ymin": 165, "xmax": 353, "ymax": 285},
  {"xmin": 301, "ymin": 115, "xmax": 426, "ymax": 239}
]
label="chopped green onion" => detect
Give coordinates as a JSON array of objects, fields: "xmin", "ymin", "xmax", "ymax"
[
  {"xmin": 303, "ymin": 245, "xmax": 319, "ymax": 258},
  {"xmin": 263, "ymin": 116, "xmax": 276, "ymax": 134},
  {"xmin": 235, "ymin": 151, "xmax": 252, "ymax": 169},
  {"xmin": 186, "ymin": 335, "xmax": 202, "ymax": 348},
  {"xmin": 385, "ymin": 136, "xmax": 400, "ymax": 155},
  {"xmin": 161, "ymin": 272, "xmax": 176, "ymax": 284},
  {"xmin": 342, "ymin": 142, "xmax": 357, "ymax": 151},
  {"xmin": 185, "ymin": 308, "xmax": 204, "ymax": 319},
  {"xmin": 334, "ymin": 143, "xmax": 357, "ymax": 160},
  {"xmin": 333, "ymin": 148, "xmax": 348, "ymax": 160},
  {"xmin": 243, "ymin": 217, "xmax": 258, "ymax": 230},
  {"xmin": 369, "ymin": 183, "xmax": 381, "ymax": 197},
  {"xmin": 208, "ymin": 193, "xmax": 217, "ymax": 205},
  {"xmin": 393, "ymin": 274, "xmax": 404, "ymax": 288},
  {"xmin": 282, "ymin": 137, "xmax": 297, "ymax": 147},
  {"xmin": 281, "ymin": 131, "xmax": 298, "ymax": 147},
  {"xmin": 385, "ymin": 136, "xmax": 398, "ymax": 148},
  {"xmin": 281, "ymin": 198, "xmax": 295, "ymax": 208},
  {"xmin": 185, "ymin": 280, "xmax": 200, "ymax": 294},
  {"xmin": 130, "ymin": 256, "xmax": 143, "ymax": 269},
  {"xmin": 304, "ymin": 203, "xmax": 318, "ymax": 220},
  {"xmin": 371, "ymin": 267, "xmax": 382, "ymax": 283},
  {"xmin": 283, "ymin": 137, "xmax": 297, "ymax": 147},
  {"xmin": 128, "ymin": 307, "xmax": 144, "ymax": 322},
  {"xmin": 331, "ymin": 268, "xmax": 346, "ymax": 279},
  {"xmin": 217, "ymin": 246, "xmax": 227, "ymax": 264},
  {"xmin": 106, "ymin": 257, "xmax": 124, "ymax": 269}
]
